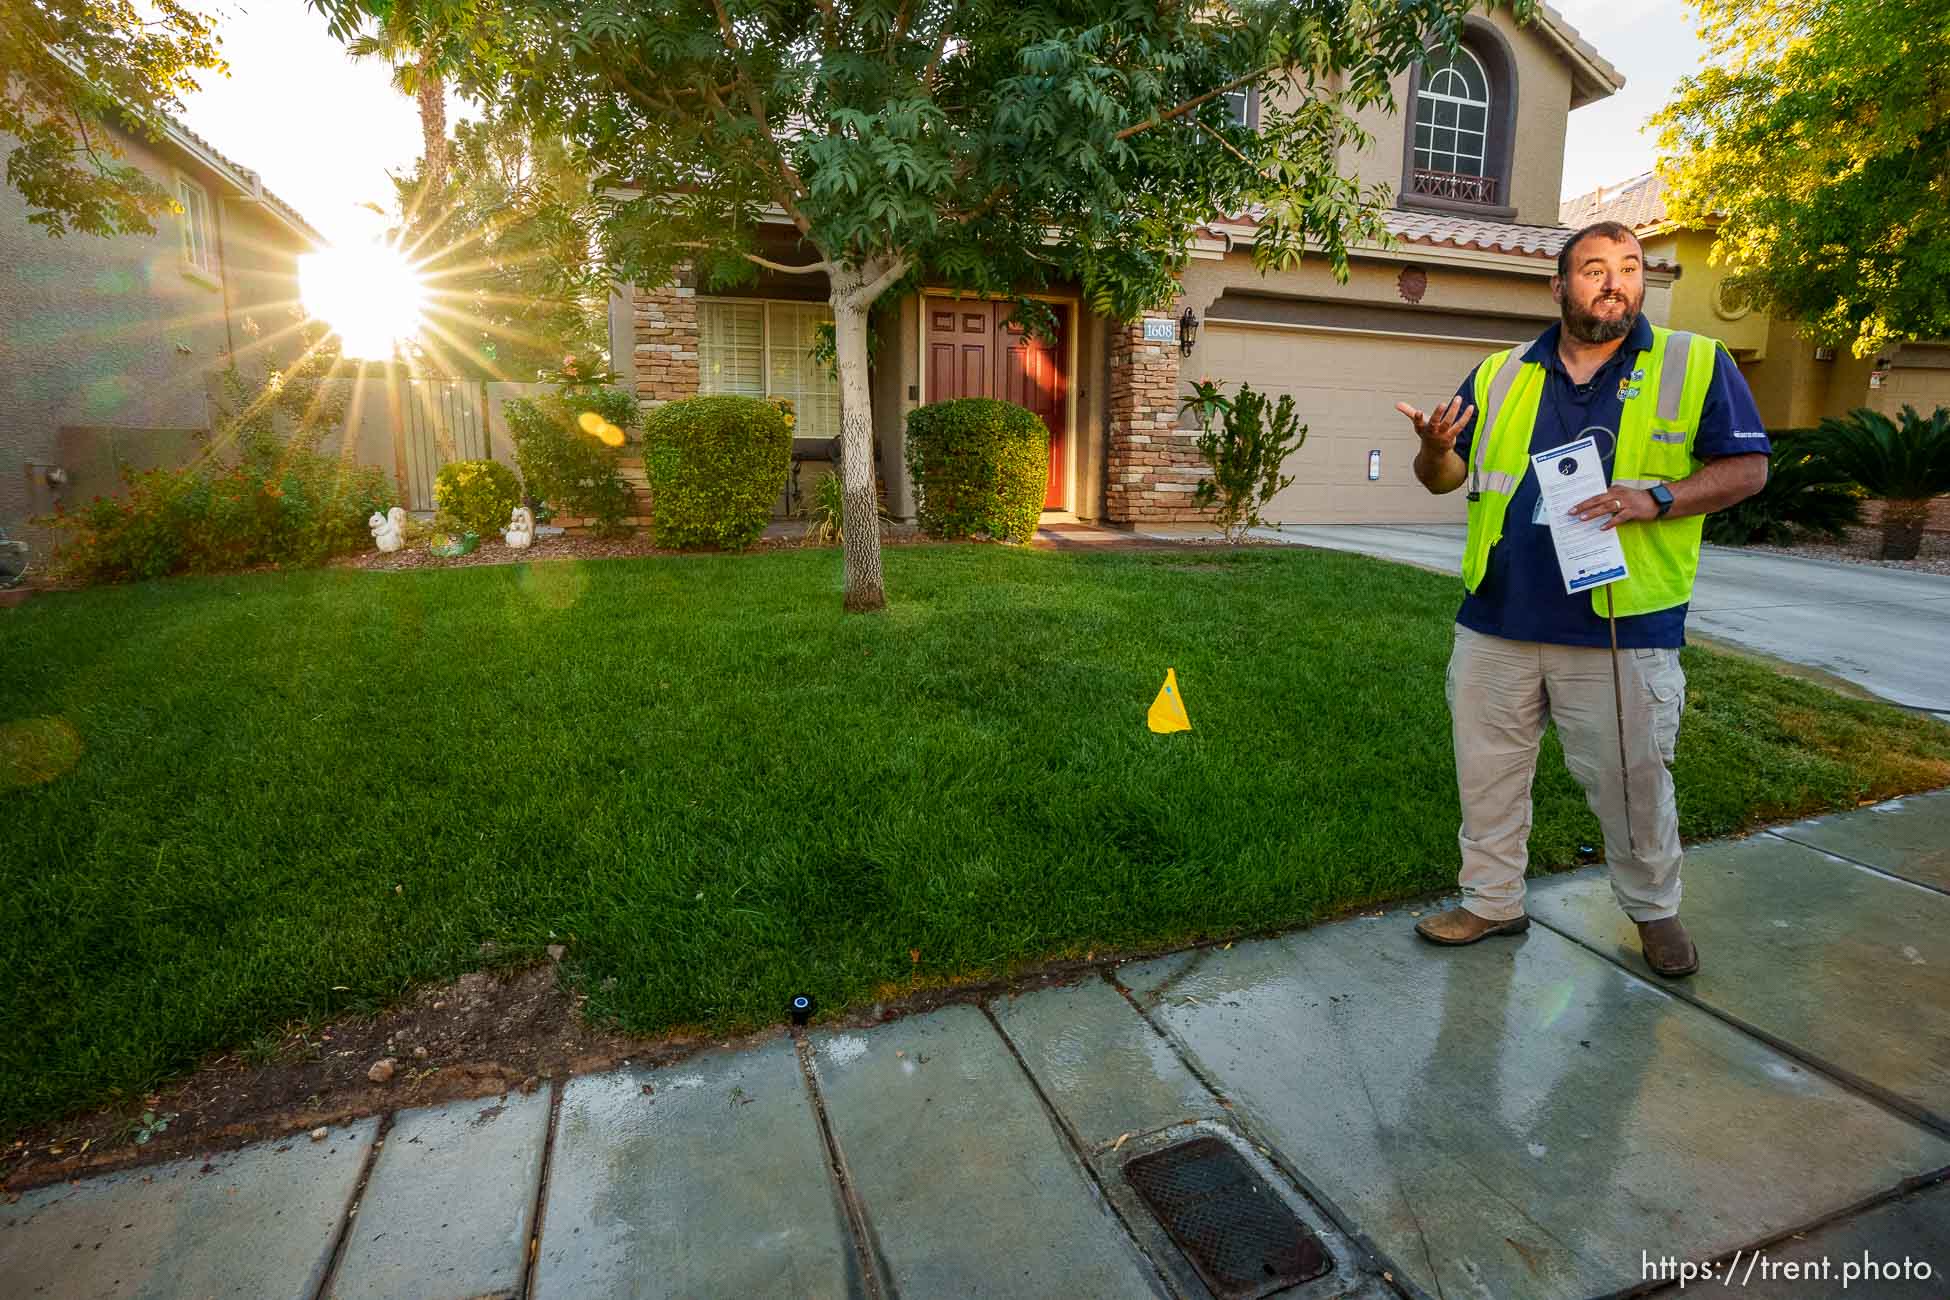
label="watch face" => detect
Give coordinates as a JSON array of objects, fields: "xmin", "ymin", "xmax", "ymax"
[{"xmin": 1651, "ymin": 485, "xmax": 1674, "ymax": 514}]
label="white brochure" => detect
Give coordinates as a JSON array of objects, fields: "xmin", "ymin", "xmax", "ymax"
[{"xmin": 1530, "ymin": 436, "xmax": 1629, "ymax": 595}]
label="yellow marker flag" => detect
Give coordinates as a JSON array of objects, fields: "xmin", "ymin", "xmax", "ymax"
[{"xmin": 1147, "ymin": 668, "xmax": 1191, "ymax": 734}]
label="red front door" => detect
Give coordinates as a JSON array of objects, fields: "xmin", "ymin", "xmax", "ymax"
[{"xmin": 925, "ymin": 297, "xmax": 1068, "ymax": 509}]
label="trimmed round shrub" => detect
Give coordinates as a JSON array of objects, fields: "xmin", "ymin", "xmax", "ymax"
[
  {"xmin": 644, "ymin": 396, "xmax": 791, "ymax": 551},
  {"xmin": 904, "ymin": 398, "xmax": 1049, "ymax": 543},
  {"xmin": 507, "ymin": 387, "xmax": 639, "ymax": 537},
  {"xmin": 433, "ymin": 459, "xmax": 522, "ymax": 538}
]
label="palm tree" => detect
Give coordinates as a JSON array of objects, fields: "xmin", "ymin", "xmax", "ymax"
[
  {"xmin": 1811, "ymin": 405, "xmax": 1950, "ymax": 559},
  {"xmin": 310, "ymin": 0, "xmax": 470, "ymax": 195}
]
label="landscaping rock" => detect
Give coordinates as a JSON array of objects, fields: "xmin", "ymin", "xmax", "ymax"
[
  {"xmin": 309, "ymin": 1127, "xmax": 328, "ymax": 1142},
  {"xmin": 367, "ymin": 1059, "xmax": 397, "ymax": 1084}
]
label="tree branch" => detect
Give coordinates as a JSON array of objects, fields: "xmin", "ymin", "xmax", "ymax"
[
  {"xmin": 673, "ymin": 243, "xmax": 833, "ymax": 275},
  {"xmin": 947, "ymin": 180, "xmax": 1012, "ymax": 223},
  {"xmin": 857, "ymin": 254, "xmax": 912, "ymax": 304},
  {"xmin": 925, "ymin": 6, "xmax": 959, "ymax": 88},
  {"xmin": 748, "ymin": 252, "xmax": 833, "ymax": 274},
  {"xmin": 1115, "ymin": 65, "xmax": 1278, "ymax": 141}
]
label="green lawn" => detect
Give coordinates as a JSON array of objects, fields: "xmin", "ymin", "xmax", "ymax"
[{"xmin": 2, "ymin": 545, "xmax": 1946, "ymax": 1135}]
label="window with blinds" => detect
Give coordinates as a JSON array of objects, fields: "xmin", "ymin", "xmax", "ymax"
[
  {"xmin": 696, "ymin": 299, "xmax": 841, "ymax": 440},
  {"xmin": 175, "ymin": 174, "xmax": 217, "ymax": 279}
]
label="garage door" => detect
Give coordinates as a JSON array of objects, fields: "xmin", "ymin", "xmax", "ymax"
[
  {"xmin": 1877, "ymin": 349, "xmax": 1950, "ymax": 420},
  {"xmin": 1195, "ymin": 323, "xmax": 1499, "ymax": 525}
]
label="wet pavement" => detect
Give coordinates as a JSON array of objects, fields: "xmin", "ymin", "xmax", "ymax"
[{"xmin": 4, "ymin": 794, "xmax": 1948, "ymax": 1299}]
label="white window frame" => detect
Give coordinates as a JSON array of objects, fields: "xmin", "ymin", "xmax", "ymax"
[
  {"xmin": 696, "ymin": 297, "xmax": 842, "ymax": 442},
  {"xmin": 174, "ymin": 171, "xmax": 220, "ymax": 287},
  {"xmin": 1223, "ymin": 88, "xmax": 1257, "ymax": 130},
  {"xmin": 1413, "ymin": 47, "xmax": 1491, "ymax": 179}
]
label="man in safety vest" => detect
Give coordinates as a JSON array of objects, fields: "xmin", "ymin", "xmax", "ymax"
[{"xmin": 1394, "ymin": 220, "xmax": 1770, "ymax": 978}]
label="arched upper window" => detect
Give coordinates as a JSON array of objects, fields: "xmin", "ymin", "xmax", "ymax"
[
  {"xmin": 1414, "ymin": 48, "xmax": 1490, "ymax": 178},
  {"xmin": 1403, "ymin": 30, "xmax": 1515, "ymax": 213}
]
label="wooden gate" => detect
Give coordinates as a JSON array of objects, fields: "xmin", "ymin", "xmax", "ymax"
[{"xmin": 395, "ymin": 379, "xmax": 490, "ymax": 511}]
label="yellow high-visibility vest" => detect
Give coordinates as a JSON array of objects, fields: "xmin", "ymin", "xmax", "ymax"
[{"xmin": 1461, "ymin": 326, "xmax": 1725, "ymax": 618}]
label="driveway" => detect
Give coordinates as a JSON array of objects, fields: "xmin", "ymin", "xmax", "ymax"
[{"xmin": 1245, "ymin": 524, "xmax": 1950, "ymax": 718}]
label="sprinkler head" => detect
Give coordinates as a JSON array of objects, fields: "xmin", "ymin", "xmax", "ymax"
[{"xmin": 789, "ymin": 995, "xmax": 815, "ymax": 1026}]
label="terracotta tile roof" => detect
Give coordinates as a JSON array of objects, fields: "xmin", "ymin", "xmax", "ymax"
[
  {"xmin": 1203, "ymin": 207, "xmax": 1677, "ymax": 273},
  {"xmin": 1559, "ymin": 171, "xmax": 1667, "ymax": 231},
  {"xmin": 1381, "ymin": 209, "xmax": 1678, "ymax": 273}
]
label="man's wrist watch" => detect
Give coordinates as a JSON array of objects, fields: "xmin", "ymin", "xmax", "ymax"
[{"xmin": 1648, "ymin": 483, "xmax": 1675, "ymax": 517}]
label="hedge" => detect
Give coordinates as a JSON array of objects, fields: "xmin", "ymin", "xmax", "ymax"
[
  {"xmin": 904, "ymin": 398, "xmax": 1048, "ymax": 543},
  {"xmin": 643, "ymin": 395, "xmax": 791, "ymax": 550}
]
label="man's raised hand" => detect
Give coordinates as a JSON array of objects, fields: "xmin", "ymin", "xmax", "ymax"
[{"xmin": 1395, "ymin": 396, "xmax": 1475, "ymax": 454}]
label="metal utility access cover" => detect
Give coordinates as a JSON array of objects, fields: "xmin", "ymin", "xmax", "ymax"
[{"xmin": 1123, "ymin": 1136, "xmax": 1331, "ymax": 1299}]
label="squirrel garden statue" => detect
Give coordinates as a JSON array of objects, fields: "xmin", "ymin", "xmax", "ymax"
[
  {"xmin": 504, "ymin": 505, "xmax": 535, "ymax": 549},
  {"xmin": 369, "ymin": 506, "xmax": 407, "ymax": 553}
]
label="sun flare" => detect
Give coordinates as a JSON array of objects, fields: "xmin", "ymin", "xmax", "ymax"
[{"xmin": 299, "ymin": 241, "xmax": 427, "ymax": 360}]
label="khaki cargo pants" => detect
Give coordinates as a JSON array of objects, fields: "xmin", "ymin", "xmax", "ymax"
[{"xmin": 1447, "ymin": 623, "xmax": 1687, "ymax": 923}]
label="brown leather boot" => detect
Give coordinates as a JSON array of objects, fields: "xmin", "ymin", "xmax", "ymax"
[
  {"xmin": 1635, "ymin": 916, "xmax": 1699, "ymax": 977},
  {"xmin": 1414, "ymin": 906, "xmax": 1530, "ymax": 945}
]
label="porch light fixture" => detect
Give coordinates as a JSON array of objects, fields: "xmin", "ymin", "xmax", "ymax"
[{"xmin": 1178, "ymin": 307, "xmax": 1199, "ymax": 356}]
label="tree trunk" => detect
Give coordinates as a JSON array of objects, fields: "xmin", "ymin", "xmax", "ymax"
[
  {"xmin": 828, "ymin": 256, "xmax": 907, "ymax": 612},
  {"xmin": 417, "ymin": 56, "xmax": 449, "ymax": 194},
  {"xmin": 1879, "ymin": 497, "xmax": 1929, "ymax": 561}
]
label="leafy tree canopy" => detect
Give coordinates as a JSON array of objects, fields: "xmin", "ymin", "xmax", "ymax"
[
  {"xmin": 467, "ymin": 0, "xmax": 1506, "ymax": 607},
  {"xmin": 2, "ymin": 0, "xmax": 223, "ymax": 237},
  {"xmin": 1654, "ymin": 0, "xmax": 1950, "ymax": 357}
]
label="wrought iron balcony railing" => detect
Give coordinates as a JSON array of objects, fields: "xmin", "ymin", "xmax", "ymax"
[{"xmin": 1411, "ymin": 168, "xmax": 1499, "ymax": 205}]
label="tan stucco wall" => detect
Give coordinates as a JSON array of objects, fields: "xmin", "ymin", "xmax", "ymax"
[
  {"xmin": 1330, "ymin": 8, "xmax": 1574, "ymax": 227},
  {"xmin": 1167, "ymin": 248, "xmax": 1561, "ymax": 524},
  {"xmin": 1732, "ymin": 317, "xmax": 1905, "ymax": 430},
  {"xmin": 1178, "ymin": 251, "xmax": 1557, "ymax": 338},
  {"xmin": 1653, "ymin": 228, "xmax": 1770, "ymax": 359},
  {"xmin": 872, "ymin": 296, "xmax": 919, "ymax": 518},
  {"xmin": 0, "ymin": 126, "xmax": 310, "ymax": 541}
]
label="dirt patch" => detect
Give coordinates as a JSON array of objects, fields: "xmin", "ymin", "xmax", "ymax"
[
  {"xmin": 0, "ymin": 959, "xmax": 693, "ymax": 1197},
  {"xmin": 0, "ymin": 929, "xmax": 1249, "ymax": 1197}
]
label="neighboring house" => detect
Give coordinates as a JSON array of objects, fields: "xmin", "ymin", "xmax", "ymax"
[
  {"xmin": 0, "ymin": 113, "xmax": 320, "ymax": 544},
  {"xmin": 1562, "ymin": 171, "xmax": 1950, "ymax": 430},
  {"xmin": 613, "ymin": 4, "xmax": 1675, "ymax": 526}
]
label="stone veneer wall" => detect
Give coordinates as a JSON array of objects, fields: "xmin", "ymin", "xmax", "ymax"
[
  {"xmin": 631, "ymin": 282, "xmax": 701, "ymax": 407},
  {"xmin": 1103, "ymin": 312, "xmax": 1213, "ymax": 524}
]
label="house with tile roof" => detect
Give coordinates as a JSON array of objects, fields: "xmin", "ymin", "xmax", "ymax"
[
  {"xmin": 612, "ymin": 4, "xmax": 1679, "ymax": 527},
  {"xmin": 0, "ymin": 113, "xmax": 321, "ymax": 544},
  {"xmin": 1562, "ymin": 171, "xmax": 1950, "ymax": 431}
]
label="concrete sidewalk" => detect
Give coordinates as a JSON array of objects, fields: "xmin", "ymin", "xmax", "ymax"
[
  {"xmin": 1157, "ymin": 523, "xmax": 1950, "ymax": 720},
  {"xmin": 5, "ymin": 793, "xmax": 1949, "ymax": 1299}
]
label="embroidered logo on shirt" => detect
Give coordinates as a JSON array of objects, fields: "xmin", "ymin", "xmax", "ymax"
[{"xmin": 1730, "ymin": 429, "xmax": 1768, "ymax": 439}]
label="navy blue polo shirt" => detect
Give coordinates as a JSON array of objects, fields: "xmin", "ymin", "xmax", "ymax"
[{"xmin": 1449, "ymin": 316, "xmax": 1769, "ymax": 648}]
